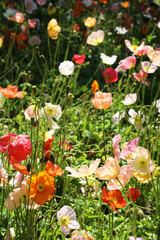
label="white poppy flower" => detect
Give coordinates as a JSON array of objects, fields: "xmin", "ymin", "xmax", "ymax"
[
  {"xmin": 115, "ymin": 27, "xmax": 128, "ymax": 34},
  {"xmin": 122, "ymin": 93, "xmax": 137, "ymax": 105},
  {"xmin": 59, "ymin": 61, "xmax": 74, "ymax": 76},
  {"xmin": 3, "ymin": 8, "xmax": 16, "ymax": 18},
  {"xmin": 141, "ymin": 61, "xmax": 157, "ymax": 73},
  {"xmin": 100, "ymin": 53, "xmax": 117, "ymax": 65},
  {"xmin": 113, "ymin": 111, "xmax": 125, "ymax": 126},
  {"xmin": 57, "ymin": 205, "xmax": 80, "ymax": 236},
  {"xmin": 0, "ymin": 92, "xmax": 5, "ymax": 108},
  {"xmin": 41, "ymin": 103, "xmax": 62, "ymax": 120}
]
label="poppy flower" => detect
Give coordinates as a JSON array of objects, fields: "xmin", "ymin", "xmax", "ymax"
[
  {"xmin": 12, "ymin": 163, "xmax": 31, "ymax": 175},
  {"xmin": 0, "ymin": 85, "xmax": 24, "ymax": 99},
  {"xmin": 100, "ymin": 187, "xmax": 126, "ymax": 213},
  {"xmin": 0, "ymin": 133, "xmax": 17, "ymax": 153},
  {"xmin": 95, "ymin": 157, "xmax": 120, "ymax": 180},
  {"xmin": 117, "ymin": 56, "xmax": 136, "ymax": 70},
  {"xmin": 103, "ymin": 68, "xmax": 118, "ymax": 83},
  {"xmin": 84, "ymin": 17, "xmax": 96, "ymax": 27},
  {"xmin": 121, "ymin": 1, "xmax": 130, "ymax": 8},
  {"xmin": 60, "ymin": 139, "xmax": 73, "ymax": 150},
  {"xmin": 122, "ymin": 93, "xmax": 137, "ymax": 105},
  {"xmin": 44, "ymin": 137, "xmax": 54, "ymax": 159},
  {"xmin": 71, "ymin": 230, "xmax": 95, "ymax": 240},
  {"xmin": 91, "ymin": 80, "xmax": 100, "ymax": 96},
  {"xmin": 73, "ymin": 0, "xmax": 84, "ymax": 17},
  {"xmin": 92, "ymin": 92, "xmax": 112, "ymax": 110},
  {"xmin": 0, "ymin": 159, "xmax": 8, "ymax": 184},
  {"xmin": 8, "ymin": 135, "xmax": 31, "ymax": 163},
  {"xmin": 112, "ymin": 134, "xmax": 121, "ymax": 162},
  {"xmin": 66, "ymin": 159, "xmax": 101, "ymax": 178},
  {"xmin": 72, "ymin": 24, "xmax": 80, "ymax": 32},
  {"xmin": 127, "ymin": 187, "xmax": 141, "ymax": 202},
  {"xmin": 133, "ymin": 70, "xmax": 150, "ymax": 86},
  {"xmin": 121, "ymin": 14, "xmax": 133, "ymax": 30},
  {"xmin": 142, "ymin": 23, "xmax": 149, "ymax": 36},
  {"xmin": 26, "ymin": 171, "xmax": 56, "ymax": 205},
  {"xmin": 45, "ymin": 160, "xmax": 63, "ymax": 176},
  {"xmin": 87, "ymin": 30, "xmax": 104, "ymax": 46},
  {"xmin": 47, "ymin": 19, "xmax": 61, "ymax": 40},
  {"xmin": 73, "ymin": 54, "xmax": 86, "ymax": 64}
]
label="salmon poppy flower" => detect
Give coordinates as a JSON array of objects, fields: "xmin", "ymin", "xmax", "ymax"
[
  {"xmin": 8, "ymin": 135, "xmax": 31, "ymax": 163},
  {"xmin": 26, "ymin": 171, "xmax": 56, "ymax": 205},
  {"xmin": 92, "ymin": 92, "xmax": 112, "ymax": 110},
  {"xmin": 100, "ymin": 187, "xmax": 126, "ymax": 213},
  {"xmin": 103, "ymin": 68, "xmax": 118, "ymax": 83},
  {"xmin": 127, "ymin": 187, "xmax": 141, "ymax": 202},
  {"xmin": 0, "ymin": 85, "xmax": 24, "ymax": 99},
  {"xmin": 45, "ymin": 160, "xmax": 63, "ymax": 176},
  {"xmin": 44, "ymin": 137, "xmax": 54, "ymax": 159},
  {"xmin": 73, "ymin": 54, "xmax": 86, "ymax": 64}
]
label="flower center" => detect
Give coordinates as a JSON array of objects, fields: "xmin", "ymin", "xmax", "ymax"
[
  {"xmin": 60, "ymin": 216, "xmax": 70, "ymax": 226},
  {"xmin": 137, "ymin": 157, "xmax": 148, "ymax": 169},
  {"xmin": 37, "ymin": 184, "xmax": 45, "ymax": 192},
  {"xmin": 132, "ymin": 44, "xmax": 138, "ymax": 51}
]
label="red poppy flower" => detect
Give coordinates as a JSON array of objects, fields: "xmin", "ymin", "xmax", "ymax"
[
  {"xmin": 127, "ymin": 187, "xmax": 141, "ymax": 202},
  {"xmin": 73, "ymin": 0, "xmax": 84, "ymax": 17},
  {"xmin": 44, "ymin": 137, "xmax": 54, "ymax": 159},
  {"xmin": 72, "ymin": 24, "xmax": 80, "ymax": 32},
  {"xmin": 103, "ymin": 68, "xmax": 118, "ymax": 83},
  {"xmin": 100, "ymin": 187, "xmax": 126, "ymax": 213},
  {"xmin": 8, "ymin": 135, "xmax": 31, "ymax": 163},
  {"xmin": 0, "ymin": 85, "xmax": 24, "ymax": 99},
  {"xmin": 73, "ymin": 54, "xmax": 86, "ymax": 64},
  {"xmin": 0, "ymin": 133, "xmax": 17, "ymax": 153},
  {"xmin": 45, "ymin": 160, "xmax": 63, "ymax": 176},
  {"xmin": 60, "ymin": 139, "xmax": 72, "ymax": 150}
]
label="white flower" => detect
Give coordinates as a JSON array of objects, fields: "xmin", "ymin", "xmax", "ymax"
[
  {"xmin": 44, "ymin": 126, "xmax": 60, "ymax": 141},
  {"xmin": 57, "ymin": 205, "xmax": 80, "ymax": 236},
  {"xmin": 128, "ymin": 109, "xmax": 145, "ymax": 131},
  {"xmin": 100, "ymin": 53, "xmax": 117, "ymax": 65},
  {"xmin": 3, "ymin": 8, "xmax": 16, "ymax": 18},
  {"xmin": 113, "ymin": 111, "xmax": 125, "ymax": 126},
  {"xmin": 158, "ymin": 22, "xmax": 160, "ymax": 29},
  {"xmin": 86, "ymin": 30, "xmax": 104, "ymax": 46},
  {"xmin": 24, "ymin": 105, "xmax": 40, "ymax": 120},
  {"xmin": 122, "ymin": 93, "xmax": 137, "ymax": 105},
  {"xmin": 0, "ymin": 92, "xmax": 5, "ymax": 108},
  {"xmin": 59, "ymin": 61, "xmax": 74, "ymax": 76},
  {"xmin": 41, "ymin": 103, "xmax": 62, "ymax": 120},
  {"xmin": 153, "ymin": 99, "xmax": 160, "ymax": 113},
  {"xmin": 115, "ymin": 27, "xmax": 128, "ymax": 34},
  {"xmin": 141, "ymin": 61, "xmax": 157, "ymax": 73}
]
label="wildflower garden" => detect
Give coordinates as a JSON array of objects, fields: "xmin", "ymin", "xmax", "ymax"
[{"xmin": 0, "ymin": 0, "xmax": 160, "ymax": 239}]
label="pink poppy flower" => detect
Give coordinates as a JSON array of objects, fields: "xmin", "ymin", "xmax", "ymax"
[
  {"xmin": 9, "ymin": 10, "xmax": 24, "ymax": 23},
  {"xmin": 65, "ymin": 159, "xmax": 101, "ymax": 178},
  {"xmin": 36, "ymin": 0, "xmax": 47, "ymax": 5},
  {"xmin": 92, "ymin": 92, "xmax": 112, "ymax": 110},
  {"xmin": 141, "ymin": 61, "xmax": 157, "ymax": 73},
  {"xmin": 113, "ymin": 111, "xmax": 125, "ymax": 126},
  {"xmin": 60, "ymin": 139, "xmax": 72, "ymax": 150},
  {"xmin": 125, "ymin": 40, "xmax": 150, "ymax": 56},
  {"xmin": 112, "ymin": 134, "xmax": 121, "ymax": 162},
  {"xmin": 110, "ymin": 3, "xmax": 119, "ymax": 11},
  {"xmin": 147, "ymin": 49, "xmax": 160, "ymax": 67},
  {"xmin": 73, "ymin": 54, "xmax": 86, "ymax": 64},
  {"xmin": 122, "ymin": 93, "xmax": 137, "ymax": 105},
  {"xmin": 133, "ymin": 70, "xmax": 150, "ymax": 86},
  {"xmin": 0, "ymin": 159, "xmax": 8, "ymax": 185},
  {"xmin": 95, "ymin": 157, "xmax": 120, "ymax": 180},
  {"xmin": 118, "ymin": 56, "xmax": 136, "ymax": 70},
  {"xmin": 9, "ymin": 172, "xmax": 25, "ymax": 188},
  {"xmin": 28, "ymin": 19, "xmax": 37, "ymax": 28},
  {"xmin": 107, "ymin": 165, "xmax": 132, "ymax": 190},
  {"xmin": 71, "ymin": 230, "xmax": 95, "ymax": 240},
  {"xmin": 28, "ymin": 35, "xmax": 41, "ymax": 46},
  {"xmin": 120, "ymin": 137, "xmax": 139, "ymax": 159},
  {"xmin": 21, "ymin": 24, "xmax": 27, "ymax": 34},
  {"xmin": 25, "ymin": 0, "xmax": 37, "ymax": 14},
  {"xmin": 103, "ymin": 68, "xmax": 118, "ymax": 83}
]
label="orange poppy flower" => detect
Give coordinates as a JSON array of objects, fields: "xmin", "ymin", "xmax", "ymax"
[
  {"xmin": 100, "ymin": 0, "xmax": 107, "ymax": 4},
  {"xmin": 45, "ymin": 160, "xmax": 63, "ymax": 176},
  {"xmin": 0, "ymin": 85, "xmax": 24, "ymax": 99},
  {"xmin": 44, "ymin": 137, "xmax": 54, "ymax": 159},
  {"xmin": 121, "ymin": 1, "xmax": 130, "ymax": 8},
  {"xmin": 91, "ymin": 80, "xmax": 100, "ymax": 96},
  {"xmin": 100, "ymin": 187, "xmax": 126, "ymax": 213},
  {"xmin": 26, "ymin": 171, "xmax": 56, "ymax": 205},
  {"xmin": 12, "ymin": 163, "xmax": 30, "ymax": 175},
  {"xmin": 84, "ymin": 17, "xmax": 96, "ymax": 28}
]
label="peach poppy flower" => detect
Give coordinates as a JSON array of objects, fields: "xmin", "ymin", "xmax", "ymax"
[
  {"xmin": 100, "ymin": 187, "xmax": 126, "ymax": 213},
  {"xmin": 95, "ymin": 157, "xmax": 120, "ymax": 180},
  {"xmin": 87, "ymin": 30, "xmax": 104, "ymax": 46},
  {"xmin": 9, "ymin": 10, "xmax": 24, "ymax": 23},
  {"xmin": 45, "ymin": 160, "xmax": 63, "ymax": 176},
  {"xmin": 65, "ymin": 159, "xmax": 101, "ymax": 178},
  {"xmin": 0, "ymin": 85, "xmax": 24, "ymax": 99},
  {"xmin": 132, "ymin": 169, "xmax": 153, "ymax": 183},
  {"xmin": 26, "ymin": 171, "xmax": 56, "ymax": 205},
  {"xmin": 107, "ymin": 165, "xmax": 132, "ymax": 190},
  {"xmin": 71, "ymin": 230, "xmax": 95, "ymax": 240},
  {"xmin": 147, "ymin": 49, "xmax": 160, "ymax": 67},
  {"xmin": 84, "ymin": 17, "xmax": 96, "ymax": 27},
  {"xmin": 5, "ymin": 180, "xmax": 28, "ymax": 210},
  {"xmin": 92, "ymin": 92, "xmax": 112, "ymax": 110},
  {"xmin": 47, "ymin": 19, "xmax": 61, "ymax": 40},
  {"xmin": 24, "ymin": 105, "xmax": 40, "ymax": 120}
]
